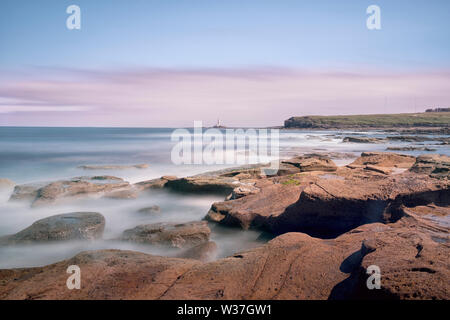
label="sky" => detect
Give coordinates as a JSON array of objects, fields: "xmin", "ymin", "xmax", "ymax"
[{"xmin": 0, "ymin": 0, "xmax": 449, "ymax": 127}]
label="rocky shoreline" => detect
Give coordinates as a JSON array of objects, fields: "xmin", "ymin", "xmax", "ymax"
[{"xmin": 0, "ymin": 151, "xmax": 449, "ymax": 300}]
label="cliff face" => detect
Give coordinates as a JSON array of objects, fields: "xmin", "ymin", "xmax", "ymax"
[{"xmin": 284, "ymin": 112, "xmax": 450, "ymax": 129}]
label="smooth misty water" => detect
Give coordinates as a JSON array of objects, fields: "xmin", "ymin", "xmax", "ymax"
[{"xmin": 0, "ymin": 127, "xmax": 449, "ymax": 268}]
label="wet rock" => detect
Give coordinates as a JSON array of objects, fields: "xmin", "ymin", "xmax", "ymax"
[
  {"xmin": 165, "ymin": 176, "xmax": 240, "ymax": 194},
  {"xmin": 120, "ymin": 221, "xmax": 211, "ymax": 248},
  {"xmin": 1, "ymin": 212, "xmax": 105, "ymax": 244},
  {"xmin": 386, "ymin": 146, "xmax": 436, "ymax": 152},
  {"xmin": 137, "ymin": 205, "xmax": 161, "ymax": 215},
  {"xmin": 10, "ymin": 176, "xmax": 129, "ymax": 207},
  {"xmin": 226, "ymin": 185, "xmax": 260, "ymax": 200},
  {"xmin": 343, "ymin": 137, "xmax": 385, "ymax": 143},
  {"xmin": 177, "ymin": 241, "xmax": 218, "ymax": 262},
  {"xmin": 364, "ymin": 165, "xmax": 391, "ymax": 175}
]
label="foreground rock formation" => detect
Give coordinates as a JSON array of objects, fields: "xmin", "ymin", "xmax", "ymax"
[
  {"xmin": 205, "ymin": 153, "xmax": 449, "ymax": 237},
  {"xmin": 0, "ymin": 152, "xmax": 448, "ymax": 300},
  {"xmin": 0, "ymin": 219, "xmax": 447, "ymax": 300}
]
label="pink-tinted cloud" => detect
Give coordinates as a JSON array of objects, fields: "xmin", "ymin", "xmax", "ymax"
[{"xmin": 0, "ymin": 68, "xmax": 449, "ymax": 127}]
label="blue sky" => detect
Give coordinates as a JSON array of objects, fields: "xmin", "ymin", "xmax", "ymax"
[
  {"xmin": 1, "ymin": 0, "xmax": 449, "ymax": 71},
  {"xmin": 0, "ymin": 0, "xmax": 449, "ymax": 126}
]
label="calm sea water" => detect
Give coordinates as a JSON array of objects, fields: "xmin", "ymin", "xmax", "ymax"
[{"xmin": 0, "ymin": 127, "xmax": 448, "ymax": 268}]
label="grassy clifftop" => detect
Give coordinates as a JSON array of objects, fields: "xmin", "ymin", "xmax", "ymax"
[{"xmin": 284, "ymin": 112, "xmax": 450, "ymax": 129}]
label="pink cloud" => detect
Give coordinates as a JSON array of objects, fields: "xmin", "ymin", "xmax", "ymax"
[{"xmin": 0, "ymin": 68, "xmax": 449, "ymax": 127}]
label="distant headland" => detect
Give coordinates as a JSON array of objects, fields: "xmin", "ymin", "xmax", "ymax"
[{"xmin": 284, "ymin": 111, "xmax": 450, "ymax": 129}]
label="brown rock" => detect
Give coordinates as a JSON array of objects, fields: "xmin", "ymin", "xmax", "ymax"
[
  {"xmin": 206, "ymin": 183, "xmax": 302, "ymax": 229},
  {"xmin": 409, "ymin": 154, "xmax": 450, "ymax": 179},
  {"xmin": 350, "ymin": 152, "xmax": 416, "ymax": 168},
  {"xmin": 120, "ymin": 221, "xmax": 211, "ymax": 248},
  {"xmin": 0, "ymin": 222, "xmax": 447, "ymax": 300},
  {"xmin": 343, "ymin": 137, "xmax": 385, "ymax": 143},
  {"xmin": 282, "ymin": 156, "xmax": 337, "ymax": 172}
]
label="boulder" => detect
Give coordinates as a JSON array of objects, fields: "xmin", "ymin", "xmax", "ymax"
[
  {"xmin": 1, "ymin": 212, "xmax": 105, "ymax": 244},
  {"xmin": 10, "ymin": 176, "xmax": 130, "ymax": 207},
  {"xmin": 120, "ymin": 221, "xmax": 211, "ymax": 248},
  {"xmin": 165, "ymin": 176, "xmax": 240, "ymax": 194}
]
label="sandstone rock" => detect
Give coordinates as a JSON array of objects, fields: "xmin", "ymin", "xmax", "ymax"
[
  {"xmin": 206, "ymin": 166, "xmax": 449, "ymax": 238},
  {"xmin": 226, "ymin": 185, "xmax": 260, "ymax": 200},
  {"xmin": 282, "ymin": 156, "xmax": 337, "ymax": 172},
  {"xmin": 1, "ymin": 212, "xmax": 105, "ymax": 244},
  {"xmin": 78, "ymin": 164, "xmax": 149, "ymax": 170},
  {"xmin": 165, "ymin": 176, "xmax": 240, "ymax": 194},
  {"xmin": 206, "ymin": 183, "xmax": 302, "ymax": 229},
  {"xmin": 0, "ymin": 222, "xmax": 448, "ymax": 300},
  {"xmin": 350, "ymin": 152, "xmax": 416, "ymax": 168},
  {"xmin": 0, "ymin": 250, "xmax": 200, "ymax": 300},
  {"xmin": 343, "ymin": 137, "xmax": 385, "ymax": 143},
  {"xmin": 409, "ymin": 154, "xmax": 450, "ymax": 179},
  {"xmin": 137, "ymin": 205, "xmax": 161, "ymax": 215},
  {"xmin": 10, "ymin": 176, "xmax": 129, "ymax": 207},
  {"xmin": 364, "ymin": 165, "xmax": 391, "ymax": 175},
  {"xmin": 120, "ymin": 221, "xmax": 211, "ymax": 248},
  {"xmin": 177, "ymin": 241, "xmax": 218, "ymax": 262}
]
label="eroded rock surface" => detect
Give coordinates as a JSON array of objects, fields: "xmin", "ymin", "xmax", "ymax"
[{"xmin": 0, "ymin": 222, "xmax": 447, "ymax": 300}]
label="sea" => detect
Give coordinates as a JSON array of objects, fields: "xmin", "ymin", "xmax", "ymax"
[{"xmin": 0, "ymin": 126, "xmax": 448, "ymax": 268}]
